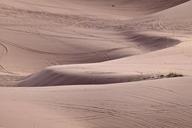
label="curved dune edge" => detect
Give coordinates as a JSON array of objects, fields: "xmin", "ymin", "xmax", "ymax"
[
  {"xmin": 16, "ymin": 65, "xmax": 183, "ymax": 87},
  {"xmin": 0, "ymin": 29, "xmax": 182, "ymax": 73},
  {"xmin": 16, "ymin": 68, "xmax": 151, "ymax": 87}
]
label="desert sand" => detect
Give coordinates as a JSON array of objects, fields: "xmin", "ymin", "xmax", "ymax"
[{"xmin": 0, "ymin": 0, "xmax": 192, "ymax": 128}]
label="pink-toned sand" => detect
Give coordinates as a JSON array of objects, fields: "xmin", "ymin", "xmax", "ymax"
[{"xmin": 0, "ymin": 0, "xmax": 192, "ymax": 128}]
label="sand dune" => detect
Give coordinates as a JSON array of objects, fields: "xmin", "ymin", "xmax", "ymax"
[
  {"xmin": 0, "ymin": 0, "xmax": 192, "ymax": 128},
  {"xmin": 0, "ymin": 0, "xmax": 190, "ymax": 73},
  {"xmin": 17, "ymin": 0, "xmax": 192, "ymax": 86}
]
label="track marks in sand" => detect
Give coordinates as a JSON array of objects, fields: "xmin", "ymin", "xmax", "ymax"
[
  {"xmin": 0, "ymin": 74, "xmax": 24, "ymax": 86},
  {"xmin": 0, "ymin": 40, "xmax": 9, "ymax": 73},
  {"xmin": 44, "ymin": 102, "xmax": 160, "ymax": 128},
  {"xmin": 32, "ymin": 78, "xmax": 192, "ymax": 128},
  {"xmin": 0, "ymin": 37, "xmax": 132, "ymax": 58}
]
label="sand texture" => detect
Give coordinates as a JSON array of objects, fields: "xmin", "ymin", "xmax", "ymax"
[{"xmin": 0, "ymin": 0, "xmax": 192, "ymax": 128}]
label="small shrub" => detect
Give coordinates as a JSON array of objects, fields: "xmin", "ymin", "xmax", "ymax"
[{"xmin": 166, "ymin": 72, "xmax": 183, "ymax": 78}]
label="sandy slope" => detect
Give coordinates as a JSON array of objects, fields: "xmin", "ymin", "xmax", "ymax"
[
  {"xmin": 1, "ymin": 77, "xmax": 192, "ymax": 128},
  {"xmin": 18, "ymin": 0, "xmax": 192, "ymax": 86},
  {"xmin": 0, "ymin": 0, "xmax": 189, "ymax": 73},
  {"xmin": 0, "ymin": 0, "xmax": 192, "ymax": 128}
]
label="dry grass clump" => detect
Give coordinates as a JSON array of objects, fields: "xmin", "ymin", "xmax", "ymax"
[{"xmin": 156, "ymin": 72, "xmax": 184, "ymax": 79}]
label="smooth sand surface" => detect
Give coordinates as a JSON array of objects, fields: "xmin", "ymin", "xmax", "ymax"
[
  {"xmin": 0, "ymin": 0, "xmax": 192, "ymax": 127},
  {"xmin": 1, "ymin": 77, "xmax": 192, "ymax": 128}
]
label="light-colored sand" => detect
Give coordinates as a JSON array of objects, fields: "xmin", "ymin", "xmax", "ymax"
[
  {"xmin": 0, "ymin": 0, "xmax": 190, "ymax": 73},
  {"xmin": 0, "ymin": 0, "xmax": 192, "ymax": 127},
  {"xmin": 1, "ymin": 77, "xmax": 192, "ymax": 128},
  {"xmin": 18, "ymin": 0, "xmax": 192, "ymax": 86}
]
